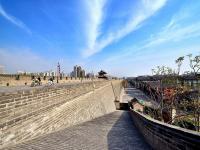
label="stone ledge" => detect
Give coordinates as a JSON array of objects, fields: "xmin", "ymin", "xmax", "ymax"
[{"xmin": 130, "ymin": 109, "xmax": 200, "ymax": 150}]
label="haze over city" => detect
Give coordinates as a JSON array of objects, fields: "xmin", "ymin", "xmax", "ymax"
[{"xmin": 0, "ymin": 0, "xmax": 200, "ymax": 76}]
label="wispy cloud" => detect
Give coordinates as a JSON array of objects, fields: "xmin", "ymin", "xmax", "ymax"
[
  {"xmin": 0, "ymin": 4, "xmax": 32, "ymax": 34},
  {"xmin": 142, "ymin": 4, "xmax": 200, "ymax": 48},
  {"xmin": 82, "ymin": 0, "xmax": 106, "ymax": 57},
  {"xmin": 104, "ymin": 4, "xmax": 200, "ymax": 65},
  {"xmin": 144, "ymin": 22, "xmax": 200, "ymax": 48},
  {"xmin": 83, "ymin": 0, "xmax": 167, "ymax": 57},
  {"xmin": 107, "ymin": 21, "xmax": 200, "ymax": 61}
]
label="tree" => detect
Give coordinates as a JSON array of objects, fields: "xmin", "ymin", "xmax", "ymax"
[
  {"xmin": 175, "ymin": 56, "xmax": 184, "ymax": 75},
  {"xmin": 152, "ymin": 66, "xmax": 174, "ymax": 75},
  {"xmin": 151, "ymin": 69, "xmax": 155, "ymax": 75},
  {"xmin": 166, "ymin": 67, "xmax": 174, "ymax": 75},
  {"xmin": 187, "ymin": 54, "xmax": 200, "ymax": 75}
]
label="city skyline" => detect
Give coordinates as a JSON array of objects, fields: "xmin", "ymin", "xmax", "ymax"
[{"xmin": 0, "ymin": 0, "xmax": 200, "ymax": 77}]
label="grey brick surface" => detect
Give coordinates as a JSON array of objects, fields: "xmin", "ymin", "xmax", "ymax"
[{"xmin": 4, "ymin": 111, "xmax": 150, "ymax": 150}]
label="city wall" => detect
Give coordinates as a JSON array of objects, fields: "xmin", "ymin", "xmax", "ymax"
[
  {"xmin": 0, "ymin": 80, "xmax": 122, "ymax": 148},
  {"xmin": 130, "ymin": 109, "xmax": 200, "ymax": 150},
  {"xmin": 0, "ymin": 74, "xmax": 95, "ymax": 86}
]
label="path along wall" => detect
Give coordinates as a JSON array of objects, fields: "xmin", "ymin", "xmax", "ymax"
[
  {"xmin": 130, "ymin": 109, "xmax": 200, "ymax": 150},
  {"xmin": 0, "ymin": 80, "xmax": 122, "ymax": 148}
]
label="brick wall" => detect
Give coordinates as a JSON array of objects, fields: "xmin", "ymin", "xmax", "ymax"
[
  {"xmin": 130, "ymin": 109, "xmax": 200, "ymax": 150},
  {"xmin": 0, "ymin": 80, "xmax": 122, "ymax": 148}
]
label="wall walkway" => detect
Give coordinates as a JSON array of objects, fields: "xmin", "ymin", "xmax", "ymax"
[
  {"xmin": 3, "ymin": 111, "xmax": 150, "ymax": 150},
  {"xmin": 0, "ymin": 80, "xmax": 122, "ymax": 148}
]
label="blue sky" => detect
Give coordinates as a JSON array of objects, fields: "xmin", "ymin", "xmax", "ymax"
[{"xmin": 0, "ymin": 0, "xmax": 200, "ymax": 76}]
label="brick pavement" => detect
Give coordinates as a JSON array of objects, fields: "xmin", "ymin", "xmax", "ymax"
[
  {"xmin": 3, "ymin": 111, "xmax": 151, "ymax": 150},
  {"xmin": 121, "ymin": 84, "xmax": 159, "ymax": 109}
]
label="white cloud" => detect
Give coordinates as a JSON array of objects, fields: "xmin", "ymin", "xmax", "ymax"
[
  {"xmin": 83, "ymin": 0, "xmax": 167, "ymax": 57},
  {"xmin": 82, "ymin": 1, "xmax": 200, "ymax": 77},
  {"xmin": 0, "ymin": 4, "xmax": 31, "ymax": 34},
  {"xmin": 143, "ymin": 14, "xmax": 200, "ymax": 48},
  {"xmin": 82, "ymin": 0, "xmax": 106, "ymax": 57},
  {"xmin": 104, "ymin": 4, "xmax": 200, "ymax": 65}
]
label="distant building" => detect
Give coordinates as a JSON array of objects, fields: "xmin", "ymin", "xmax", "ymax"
[
  {"xmin": 35, "ymin": 70, "xmax": 56, "ymax": 77},
  {"xmin": 86, "ymin": 73, "xmax": 94, "ymax": 78},
  {"xmin": 57, "ymin": 62, "xmax": 61, "ymax": 77},
  {"xmin": 60, "ymin": 71, "xmax": 65, "ymax": 78},
  {"xmin": 81, "ymin": 69, "xmax": 85, "ymax": 77},
  {"xmin": 98, "ymin": 70, "xmax": 108, "ymax": 79},
  {"xmin": 70, "ymin": 71, "xmax": 74, "ymax": 77},
  {"xmin": 73, "ymin": 65, "xmax": 78, "ymax": 78},
  {"xmin": 0, "ymin": 65, "xmax": 5, "ymax": 74},
  {"xmin": 71, "ymin": 65, "xmax": 86, "ymax": 78},
  {"xmin": 17, "ymin": 70, "xmax": 27, "ymax": 75},
  {"xmin": 77, "ymin": 66, "xmax": 82, "ymax": 77}
]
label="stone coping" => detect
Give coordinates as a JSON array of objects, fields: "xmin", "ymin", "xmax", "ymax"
[
  {"xmin": 130, "ymin": 108, "xmax": 200, "ymax": 136},
  {"xmin": 0, "ymin": 81, "xmax": 108, "ymax": 95}
]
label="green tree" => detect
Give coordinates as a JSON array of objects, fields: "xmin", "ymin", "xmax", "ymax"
[{"xmin": 175, "ymin": 56, "xmax": 184, "ymax": 75}]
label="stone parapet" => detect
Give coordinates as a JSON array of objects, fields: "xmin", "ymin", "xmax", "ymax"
[
  {"xmin": 130, "ymin": 109, "xmax": 200, "ymax": 150},
  {"xmin": 0, "ymin": 74, "xmax": 99, "ymax": 86}
]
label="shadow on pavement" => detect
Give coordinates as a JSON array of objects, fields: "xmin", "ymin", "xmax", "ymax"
[{"xmin": 107, "ymin": 111, "xmax": 151, "ymax": 150}]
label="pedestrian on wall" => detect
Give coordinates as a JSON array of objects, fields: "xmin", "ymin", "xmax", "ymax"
[
  {"xmin": 37, "ymin": 77, "xmax": 42, "ymax": 85},
  {"xmin": 48, "ymin": 77, "xmax": 54, "ymax": 85}
]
